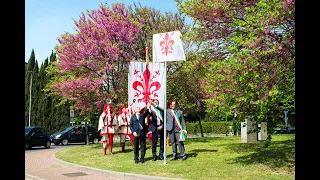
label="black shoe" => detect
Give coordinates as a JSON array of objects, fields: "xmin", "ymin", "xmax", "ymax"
[
  {"xmin": 159, "ymin": 155, "xmax": 164, "ymax": 160},
  {"xmin": 135, "ymin": 159, "xmax": 139, "ymax": 164},
  {"xmin": 182, "ymin": 155, "xmax": 187, "ymax": 160},
  {"xmin": 140, "ymin": 158, "xmax": 145, "ymax": 163},
  {"xmin": 153, "ymin": 155, "xmax": 157, "ymax": 161},
  {"xmin": 171, "ymin": 156, "xmax": 177, "ymax": 161}
]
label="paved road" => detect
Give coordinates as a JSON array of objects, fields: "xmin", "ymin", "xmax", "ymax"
[
  {"xmin": 25, "ymin": 145, "xmax": 132, "ymax": 180},
  {"xmin": 25, "ymin": 144, "xmax": 184, "ymax": 180},
  {"xmin": 25, "ymin": 143, "xmax": 82, "ymax": 154}
]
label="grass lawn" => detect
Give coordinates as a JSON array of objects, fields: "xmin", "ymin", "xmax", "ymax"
[{"xmin": 55, "ymin": 134, "xmax": 295, "ymax": 180}]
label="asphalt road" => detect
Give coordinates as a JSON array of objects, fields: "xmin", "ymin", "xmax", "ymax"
[{"xmin": 25, "ymin": 143, "xmax": 84, "ymax": 154}]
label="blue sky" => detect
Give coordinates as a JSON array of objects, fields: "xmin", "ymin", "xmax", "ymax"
[{"xmin": 25, "ymin": 0, "xmax": 184, "ymax": 65}]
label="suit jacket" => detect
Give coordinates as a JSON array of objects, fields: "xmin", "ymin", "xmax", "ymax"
[
  {"xmin": 166, "ymin": 109, "xmax": 186, "ymax": 132},
  {"xmin": 129, "ymin": 111, "xmax": 149, "ymax": 136},
  {"xmin": 149, "ymin": 105, "xmax": 164, "ymax": 132}
]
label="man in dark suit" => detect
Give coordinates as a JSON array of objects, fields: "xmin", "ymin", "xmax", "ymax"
[
  {"xmin": 129, "ymin": 105, "xmax": 149, "ymax": 164},
  {"xmin": 148, "ymin": 99, "xmax": 165, "ymax": 161},
  {"xmin": 166, "ymin": 100, "xmax": 188, "ymax": 161}
]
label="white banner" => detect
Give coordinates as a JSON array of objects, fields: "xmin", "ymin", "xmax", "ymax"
[
  {"xmin": 128, "ymin": 61, "xmax": 166, "ymax": 109},
  {"xmin": 153, "ymin": 31, "xmax": 186, "ymax": 63}
]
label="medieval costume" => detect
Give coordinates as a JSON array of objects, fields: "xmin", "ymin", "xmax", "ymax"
[
  {"xmin": 98, "ymin": 104, "xmax": 117, "ymax": 155},
  {"xmin": 118, "ymin": 106, "xmax": 134, "ymax": 152}
]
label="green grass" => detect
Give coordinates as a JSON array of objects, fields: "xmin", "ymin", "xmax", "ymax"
[{"xmin": 55, "ymin": 134, "xmax": 295, "ymax": 180}]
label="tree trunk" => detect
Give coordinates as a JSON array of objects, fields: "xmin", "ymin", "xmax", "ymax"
[
  {"xmin": 198, "ymin": 115, "xmax": 204, "ymax": 137},
  {"xmin": 86, "ymin": 122, "xmax": 89, "ymax": 145}
]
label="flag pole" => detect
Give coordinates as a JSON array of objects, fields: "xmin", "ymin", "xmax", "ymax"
[
  {"xmin": 146, "ymin": 45, "xmax": 149, "ymax": 65},
  {"xmin": 163, "ymin": 60, "xmax": 167, "ymax": 165}
]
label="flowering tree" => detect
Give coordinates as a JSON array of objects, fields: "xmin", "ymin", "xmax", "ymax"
[
  {"xmin": 176, "ymin": 0, "xmax": 295, "ymax": 139},
  {"xmin": 46, "ymin": 3, "xmax": 143, "ymax": 113}
]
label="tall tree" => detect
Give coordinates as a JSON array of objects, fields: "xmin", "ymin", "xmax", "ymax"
[
  {"xmin": 31, "ymin": 60, "xmax": 39, "ymax": 126},
  {"xmin": 176, "ymin": 0, "xmax": 295, "ymax": 142},
  {"xmin": 45, "ymin": 50, "xmax": 74, "ymax": 133},
  {"xmin": 128, "ymin": 1, "xmax": 193, "ymax": 76},
  {"xmin": 25, "ymin": 49, "xmax": 36, "ymax": 126},
  {"xmin": 36, "ymin": 58, "xmax": 49, "ymax": 129},
  {"xmin": 46, "ymin": 2, "xmax": 143, "ymax": 118}
]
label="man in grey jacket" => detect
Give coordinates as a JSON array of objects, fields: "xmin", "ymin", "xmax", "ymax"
[{"xmin": 153, "ymin": 100, "xmax": 188, "ymax": 161}]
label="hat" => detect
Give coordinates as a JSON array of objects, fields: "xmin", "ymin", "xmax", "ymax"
[{"xmin": 103, "ymin": 104, "xmax": 113, "ymax": 114}]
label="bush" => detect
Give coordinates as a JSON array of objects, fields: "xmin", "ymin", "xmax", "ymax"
[{"xmin": 186, "ymin": 121, "xmax": 232, "ymax": 134}]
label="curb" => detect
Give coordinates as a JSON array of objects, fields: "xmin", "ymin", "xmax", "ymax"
[
  {"xmin": 52, "ymin": 152, "xmax": 186, "ymax": 180},
  {"xmin": 25, "ymin": 172, "xmax": 46, "ymax": 180}
]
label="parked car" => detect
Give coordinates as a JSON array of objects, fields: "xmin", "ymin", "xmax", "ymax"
[
  {"xmin": 50, "ymin": 126, "xmax": 101, "ymax": 145},
  {"xmin": 274, "ymin": 126, "xmax": 295, "ymax": 134},
  {"xmin": 25, "ymin": 126, "xmax": 51, "ymax": 150}
]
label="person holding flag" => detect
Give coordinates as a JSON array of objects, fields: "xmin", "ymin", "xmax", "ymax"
[
  {"xmin": 148, "ymin": 99, "xmax": 165, "ymax": 161},
  {"xmin": 166, "ymin": 100, "xmax": 188, "ymax": 161},
  {"xmin": 129, "ymin": 105, "xmax": 149, "ymax": 164},
  {"xmin": 145, "ymin": 113, "xmax": 153, "ymax": 148}
]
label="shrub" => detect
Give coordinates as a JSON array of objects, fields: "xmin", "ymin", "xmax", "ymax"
[{"xmin": 186, "ymin": 121, "xmax": 232, "ymax": 134}]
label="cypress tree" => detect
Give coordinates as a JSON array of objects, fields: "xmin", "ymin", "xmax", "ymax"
[
  {"xmin": 25, "ymin": 49, "xmax": 35, "ymax": 126},
  {"xmin": 31, "ymin": 60, "xmax": 39, "ymax": 126}
]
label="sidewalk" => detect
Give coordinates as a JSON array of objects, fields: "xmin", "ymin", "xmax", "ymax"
[{"xmin": 25, "ymin": 148, "xmax": 185, "ymax": 180}]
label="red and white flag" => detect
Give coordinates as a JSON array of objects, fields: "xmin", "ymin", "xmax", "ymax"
[
  {"xmin": 153, "ymin": 31, "xmax": 186, "ymax": 63},
  {"xmin": 128, "ymin": 61, "xmax": 166, "ymax": 109}
]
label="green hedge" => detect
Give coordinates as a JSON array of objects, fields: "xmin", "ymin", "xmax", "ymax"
[{"xmin": 186, "ymin": 121, "xmax": 232, "ymax": 134}]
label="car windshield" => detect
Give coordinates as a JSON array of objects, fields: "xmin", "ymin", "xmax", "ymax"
[
  {"xmin": 25, "ymin": 127, "xmax": 32, "ymax": 135},
  {"xmin": 61, "ymin": 127, "xmax": 74, "ymax": 133}
]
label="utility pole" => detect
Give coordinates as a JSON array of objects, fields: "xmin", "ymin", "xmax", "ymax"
[{"xmin": 27, "ymin": 71, "xmax": 33, "ymax": 126}]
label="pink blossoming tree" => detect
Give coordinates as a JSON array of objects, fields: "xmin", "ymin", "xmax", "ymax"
[{"xmin": 47, "ymin": 3, "xmax": 143, "ymax": 114}]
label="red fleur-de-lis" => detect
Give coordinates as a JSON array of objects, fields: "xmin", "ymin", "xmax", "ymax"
[
  {"xmin": 132, "ymin": 66, "xmax": 161, "ymax": 105},
  {"xmin": 159, "ymin": 32, "xmax": 175, "ymax": 56}
]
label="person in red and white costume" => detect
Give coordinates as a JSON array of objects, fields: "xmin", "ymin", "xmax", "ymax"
[
  {"xmin": 117, "ymin": 106, "xmax": 134, "ymax": 152},
  {"xmin": 98, "ymin": 103, "xmax": 117, "ymax": 155}
]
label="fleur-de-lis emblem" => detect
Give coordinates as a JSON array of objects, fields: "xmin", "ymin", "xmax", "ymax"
[
  {"xmin": 132, "ymin": 66, "xmax": 161, "ymax": 104},
  {"xmin": 159, "ymin": 32, "xmax": 175, "ymax": 56}
]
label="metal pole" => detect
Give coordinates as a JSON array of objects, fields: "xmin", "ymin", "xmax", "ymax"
[
  {"xmin": 163, "ymin": 61, "xmax": 167, "ymax": 164},
  {"xmin": 28, "ymin": 72, "xmax": 33, "ymax": 127}
]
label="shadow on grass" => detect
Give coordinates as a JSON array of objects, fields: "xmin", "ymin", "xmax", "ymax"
[
  {"xmin": 185, "ymin": 137, "xmax": 217, "ymax": 143},
  {"xmin": 226, "ymin": 139, "xmax": 295, "ymax": 169},
  {"xmin": 183, "ymin": 136, "xmax": 294, "ymax": 170},
  {"xmin": 164, "ymin": 152, "xmax": 198, "ymax": 159},
  {"xmin": 190, "ymin": 149, "xmax": 218, "ymax": 153}
]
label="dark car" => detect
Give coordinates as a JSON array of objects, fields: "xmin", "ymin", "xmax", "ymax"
[
  {"xmin": 50, "ymin": 126, "xmax": 101, "ymax": 145},
  {"xmin": 25, "ymin": 126, "xmax": 51, "ymax": 150},
  {"xmin": 274, "ymin": 126, "xmax": 295, "ymax": 134}
]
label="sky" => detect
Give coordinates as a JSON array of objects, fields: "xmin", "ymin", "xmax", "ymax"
[{"xmin": 25, "ymin": 0, "xmax": 185, "ymax": 65}]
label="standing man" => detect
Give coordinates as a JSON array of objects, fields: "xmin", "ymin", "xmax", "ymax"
[
  {"xmin": 129, "ymin": 106, "xmax": 149, "ymax": 164},
  {"xmin": 166, "ymin": 100, "xmax": 188, "ymax": 160},
  {"xmin": 145, "ymin": 114, "xmax": 153, "ymax": 148},
  {"xmin": 149, "ymin": 99, "xmax": 165, "ymax": 161},
  {"xmin": 98, "ymin": 103, "xmax": 117, "ymax": 155}
]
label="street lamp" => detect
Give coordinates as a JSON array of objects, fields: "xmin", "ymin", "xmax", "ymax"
[{"xmin": 27, "ymin": 71, "xmax": 33, "ymax": 126}]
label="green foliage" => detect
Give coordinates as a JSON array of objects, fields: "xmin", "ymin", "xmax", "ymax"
[
  {"xmin": 186, "ymin": 121, "xmax": 232, "ymax": 134},
  {"xmin": 176, "ymin": 0, "xmax": 295, "ymax": 142}
]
